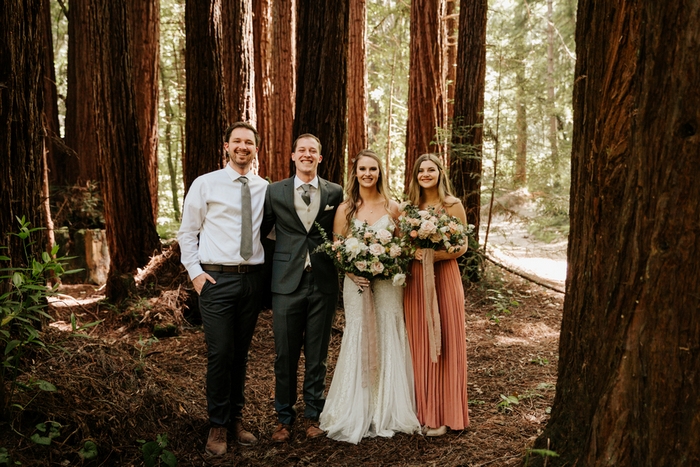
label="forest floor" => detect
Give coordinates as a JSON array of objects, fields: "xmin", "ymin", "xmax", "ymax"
[{"xmin": 1, "ymin": 201, "xmax": 567, "ymax": 467}]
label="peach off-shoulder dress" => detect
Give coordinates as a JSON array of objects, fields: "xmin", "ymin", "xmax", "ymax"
[{"xmin": 403, "ymin": 258, "xmax": 469, "ymax": 430}]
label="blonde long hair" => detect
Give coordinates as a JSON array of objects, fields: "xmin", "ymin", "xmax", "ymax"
[
  {"xmin": 407, "ymin": 153, "xmax": 456, "ymax": 206},
  {"xmin": 343, "ymin": 150, "xmax": 391, "ymax": 233}
]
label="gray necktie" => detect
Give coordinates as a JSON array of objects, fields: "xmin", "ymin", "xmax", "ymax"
[
  {"xmin": 239, "ymin": 176, "xmax": 253, "ymax": 260},
  {"xmin": 301, "ymin": 184, "xmax": 311, "ymax": 206}
]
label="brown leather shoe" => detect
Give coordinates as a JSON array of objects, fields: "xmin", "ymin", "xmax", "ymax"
[
  {"xmin": 233, "ymin": 419, "xmax": 258, "ymax": 446},
  {"xmin": 271, "ymin": 423, "xmax": 291, "ymax": 443},
  {"xmin": 205, "ymin": 426, "xmax": 227, "ymax": 456},
  {"xmin": 306, "ymin": 422, "xmax": 324, "ymax": 439}
]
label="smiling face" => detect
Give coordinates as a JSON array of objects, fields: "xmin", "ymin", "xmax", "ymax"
[
  {"xmin": 416, "ymin": 159, "xmax": 440, "ymax": 190},
  {"xmin": 224, "ymin": 127, "xmax": 258, "ymax": 173},
  {"xmin": 292, "ymin": 136, "xmax": 322, "ymax": 179},
  {"xmin": 355, "ymin": 155, "xmax": 380, "ymax": 190}
]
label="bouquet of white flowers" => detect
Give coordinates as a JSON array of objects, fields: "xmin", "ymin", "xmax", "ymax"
[
  {"xmin": 316, "ymin": 220, "xmax": 409, "ymax": 287},
  {"xmin": 398, "ymin": 203, "xmax": 473, "ymax": 253}
]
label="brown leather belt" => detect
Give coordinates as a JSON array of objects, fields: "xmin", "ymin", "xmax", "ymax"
[{"xmin": 201, "ymin": 264, "xmax": 264, "ymax": 274}]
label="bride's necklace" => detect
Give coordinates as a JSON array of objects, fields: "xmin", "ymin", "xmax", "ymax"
[{"xmin": 365, "ymin": 199, "xmax": 383, "ymax": 214}]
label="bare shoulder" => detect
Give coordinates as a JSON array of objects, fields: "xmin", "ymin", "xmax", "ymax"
[
  {"xmin": 444, "ymin": 196, "xmax": 466, "ymax": 221},
  {"xmin": 387, "ymin": 199, "xmax": 401, "ymax": 218}
]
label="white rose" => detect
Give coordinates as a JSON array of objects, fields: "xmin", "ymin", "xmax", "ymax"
[
  {"xmin": 355, "ymin": 260, "xmax": 367, "ymax": 271},
  {"xmin": 389, "ymin": 244, "xmax": 402, "ymax": 258},
  {"xmin": 369, "ymin": 243, "xmax": 385, "ymax": 256},
  {"xmin": 376, "ymin": 229, "xmax": 393, "ymax": 245},
  {"xmin": 344, "ymin": 237, "xmax": 362, "ymax": 259},
  {"xmin": 392, "ymin": 273, "xmax": 406, "ymax": 287},
  {"xmin": 370, "ymin": 261, "xmax": 385, "ymax": 275}
]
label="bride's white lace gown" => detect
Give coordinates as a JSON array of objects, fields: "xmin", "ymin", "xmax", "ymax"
[{"xmin": 319, "ymin": 215, "xmax": 421, "ymax": 444}]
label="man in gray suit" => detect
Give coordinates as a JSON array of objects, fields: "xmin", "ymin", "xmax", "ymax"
[{"xmin": 262, "ymin": 133, "xmax": 344, "ymax": 442}]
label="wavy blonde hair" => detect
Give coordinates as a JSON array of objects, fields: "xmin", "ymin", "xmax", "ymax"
[
  {"xmin": 407, "ymin": 153, "xmax": 456, "ymax": 206},
  {"xmin": 343, "ymin": 150, "xmax": 391, "ymax": 234}
]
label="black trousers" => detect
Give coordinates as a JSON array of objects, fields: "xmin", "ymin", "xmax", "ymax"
[
  {"xmin": 272, "ymin": 271, "xmax": 337, "ymax": 425},
  {"xmin": 199, "ymin": 270, "xmax": 263, "ymax": 426}
]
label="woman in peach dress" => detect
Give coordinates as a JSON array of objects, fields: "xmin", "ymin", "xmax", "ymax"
[{"xmin": 403, "ymin": 153, "xmax": 469, "ymax": 436}]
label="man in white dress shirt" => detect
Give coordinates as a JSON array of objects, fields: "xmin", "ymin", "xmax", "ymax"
[{"xmin": 177, "ymin": 122, "xmax": 267, "ymax": 456}]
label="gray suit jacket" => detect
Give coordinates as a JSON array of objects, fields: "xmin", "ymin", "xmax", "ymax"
[{"xmin": 262, "ymin": 177, "xmax": 344, "ymax": 295}]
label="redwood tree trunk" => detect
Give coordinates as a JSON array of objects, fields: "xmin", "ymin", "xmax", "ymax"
[
  {"xmin": 86, "ymin": 0, "xmax": 161, "ymax": 302},
  {"xmin": 222, "ymin": 0, "xmax": 256, "ymax": 125},
  {"xmin": 65, "ymin": 0, "xmax": 98, "ymax": 185},
  {"xmin": 126, "ymin": 0, "xmax": 160, "ymax": 222},
  {"xmin": 294, "ymin": 0, "xmax": 348, "ymax": 185},
  {"xmin": 347, "ymin": 0, "xmax": 368, "ymax": 165},
  {"xmin": 184, "ymin": 0, "xmax": 228, "ymax": 193},
  {"xmin": 0, "ymin": 0, "xmax": 47, "ymax": 265},
  {"xmin": 449, "ymin": 0, "xmax": 486, "ymax": 240},
  {"xmin": 405, "ymin": 0, "xmax": 444, "ymax": 186},
  {"xmin": 532, "ymin": 2, "xmax": 700, "ymax": 466},
  {"xmin": 254, "ymin": 0, "xmax": 296, "ymax": 182}
]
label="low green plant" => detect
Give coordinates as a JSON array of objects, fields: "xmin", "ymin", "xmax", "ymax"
[
  {"xmin": 0, "ymin": 217, "xmax": 79, "ymax": 417},
  {"xmin": 30, "ymin": 421, "xmax": 62, "ymax": 446},
  {"xmin": 78, "ymin": 440, "xmax": 98, "ymax": 461},
  {"xmin": 497, "ymin": 394, "xmax": 520, "ymax": 413},
  {"xmin": 138, "ymin": 433, "xmax": 177, "ymax": 467},
  {"xmin": 524, "ymin": 448, "xmax": 560, "ymax": 466}
]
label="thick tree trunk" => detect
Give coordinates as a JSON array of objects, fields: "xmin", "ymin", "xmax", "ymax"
[
  {"xmin": 347, "ymin": 0, "xmax": 368, "ymax": 166},
  {"xmin": 160, "ymin": 68, "xmax": 181, "ymax": 221},
  {"xmin": 184, "ymin": 0, "xmax": 228, "ymax": 193},
  {"xmin": 532, "ymin": 2, "xmax": 700, "ymax": 466},
  {"xmin": 254, "ymin": 0, "xmax": 296, "ymax": 182},
  {"xmin": 126, "ymin": 0, "xmax": 160, "ymax": 222},
  {"xmin": 65, "ymin": 0, "xmax": 98, "ymax": 185},
  {"xmin": 294, "ymin": 0, "xmax": 348, "ymax": 185},
  {"xmin": 449, "ymin": 0, "xmax": 486, "ymax": 241},
  {"xmin": 406, "ymin": 0, "xmax": 444, "ymax": 186},
  {"xmin": 222, "ymin": 0, "xmax": 256, "ymax": 125},
  {"xmin": 0, "ymin": 0, "xmax": 47, "ymax": 265},
  {"xmin": 86, "ymin": 0, "xmax": 161, "ymax": 302}
]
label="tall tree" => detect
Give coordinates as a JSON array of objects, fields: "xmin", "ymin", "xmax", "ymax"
[
  {"xmin": 294, "ymin": 0, "xmax": 348, "ymax": 185},
  {"xmin": 126, "ymin": 0, "xmax": 160, "ymax": 221},
  {"xmin": 546, "ymin": 0, "xmax": 559, "ymax": 186},
  {"xmin": 254, "ymin": 0, "xmax": 296, "ymax": 182},
  {"xmin": 405, "ymin": 0, "xmax": 444, "ymax": 186},
  {"xmin": 184, "ymin": 0, "xmax": 227, "ymax": 192},
  {"xmin": 532, "ymin": 2, "xmax": 700, "ymax": 466},
  {"xmin": 65, "ymin": 0, "xmax": 98, "ymax": 185},
  {"xmin": 0, "ymin": 0, "xmax": 47, "ymax": 264},
  {"xmin": 222, "ymin": 0, "xmax": 256, "ymax": 125},
  {"xmin": 449, "ymin": 0, "xmax": 487, "ymax": 245},
  {"xmin": 86, "ymin": 0, "xmax": 161, "ymax": 301},
  {"xmin": 347, "ymin": 0, "xmax": 368, "ymax": 165}
]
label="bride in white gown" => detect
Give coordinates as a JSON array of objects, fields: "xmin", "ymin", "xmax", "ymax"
[{"xmin": 319, "ymin": 150, "xmax": 420, "ymax": 444}]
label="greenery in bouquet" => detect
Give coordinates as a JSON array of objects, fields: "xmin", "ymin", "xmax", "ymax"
[
  {"xmin": 398, "ymin": 203, "xmax": 474, "ymax": 253},
  {"xmin": 316, "ymin": 221, "xmax": 410, "ymax": 287}
]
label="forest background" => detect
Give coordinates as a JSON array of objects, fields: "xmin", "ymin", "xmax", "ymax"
[{"xmin": 3, "ymin": 0, "xmax": 698, "ymax": 466}]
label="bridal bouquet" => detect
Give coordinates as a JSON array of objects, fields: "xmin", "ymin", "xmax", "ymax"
[
  {"xmin": 397, "ymin": 203, "xmax": 473, "ymax": 253},
  {"xmin": 316, "ymin": 221, "xmax": 409, "ymax": 287}
]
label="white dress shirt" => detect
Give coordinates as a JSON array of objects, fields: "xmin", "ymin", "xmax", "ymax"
[
  {"xmin": 178, "ymin": 164, "xmax": 268, "ymax": 280},
  {"xmin": 294, "ymin": 175, "xmax": 319, "ymax": 202}
]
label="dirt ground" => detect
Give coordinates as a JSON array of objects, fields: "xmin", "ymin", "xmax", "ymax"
[{"xmin": 0, "ymin": 259, "xmax": 563, "ymax": 467}]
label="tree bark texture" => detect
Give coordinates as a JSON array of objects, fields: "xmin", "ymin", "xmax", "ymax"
[
  {"xmin": 184, "ymin": 0, "xmax": 228, "ymax": 193},
  {"xmin": 406, "ymin": 0, "xmax": 444, "ymax": 187},
  {"xmin": 514, "ymin": 74, "xmax": 527, "ymax": 186},
  {"xmin": 347, "ymin": 0, "xmax": 368, "ymax": 167},
  {"xmin": 126, "ymin": 0, "xmax": 160, "ymax": 222},
  {"xmin": 0, "ymin": 0, "xmax": 47, "ymax": 266},
  {"xmin": 85, "ymin": 0, "xmax": 161, "ymax": 302},
  {"xmin": 222, "ymin": 0, "xmax": 256, "ymax": 125},
  {"xmin": 294, "ymin": 0, "xmax": 348, "ymax": 185},
  {"xmin": 65, "ymin": 0, "xmax": 98, "ymax": 185},
  {"xmin": 254, "ymin": 0, "xmax": 296, "ymax": 182},
  {"xmin": 532, "ymin": 2, "xmax": 700, "ymax": 466},
  {"xmin": 449, "ymin": 0, "xmax": 486, "ymax": 238}
]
